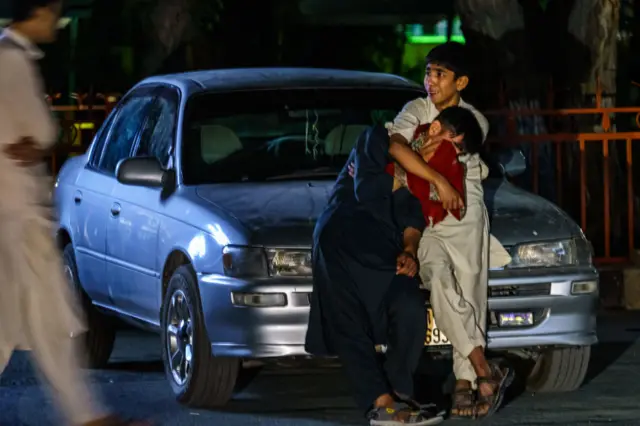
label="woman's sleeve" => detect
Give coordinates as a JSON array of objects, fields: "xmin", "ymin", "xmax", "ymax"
[
  {"xmin": 353, "ymin": 126, "xmax": 394, "ymax": 203},
  {"xmin": 397, "ymin": 192, "xmax": 426, "ymax": 232}
]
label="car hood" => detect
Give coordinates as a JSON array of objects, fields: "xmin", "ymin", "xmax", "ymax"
[
  {"xmin": 195, "ymin": 178, "xmax": 579, "ymax": 248},
  {"xmin": 484, "ymin": 179, "xmax": 579, "ymax": 246},
  {"xmin": 196, "ymin": 181, "xmax": 334, "ymax": 246}
]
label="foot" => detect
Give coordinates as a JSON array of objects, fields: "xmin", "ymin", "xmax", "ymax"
[
  {"xmin": 450, "ymin": 380, "xmax": 476, "ymax": 418},
  {"xmin": 370, "ymin": 394, "xmax": 443, "ymax": 425},
  {"xmin": 475, "ymin": 363, "xmax": 514, "ymax": 418}
]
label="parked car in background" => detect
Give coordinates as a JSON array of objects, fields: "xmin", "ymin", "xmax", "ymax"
[{"xmin": 54, "ymin": 68, "xmax": 598, "ymax": 409}]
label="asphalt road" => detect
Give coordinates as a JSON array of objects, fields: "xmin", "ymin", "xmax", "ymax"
[{"xmin": 2, "ymin": 311, "xmax": 640, "ymax": 426}]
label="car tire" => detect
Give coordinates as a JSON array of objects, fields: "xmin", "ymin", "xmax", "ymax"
[
  {"xmin": 526, "ymin": 345, "xmax": 591, "ymax": 393},
  {"xmin": 62, "ymin": 244, "xmax": 116, "ymax": 369},
  {"xmin": 161, "ymin": 265, "xmax": 240, "ymax": 408}
]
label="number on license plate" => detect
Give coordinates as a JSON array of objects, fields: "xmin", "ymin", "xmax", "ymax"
[{"xmin": 425, "ymin": 308, "xmax": 451, "ymax": 346}]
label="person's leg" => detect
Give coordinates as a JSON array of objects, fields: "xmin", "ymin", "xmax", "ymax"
[
  {"xmin": 418, "ymin": 234, "xmax": 486, "ymax": 418},
  {"xmin": 383, "ymin": 274, "xmax": 426, "ymax": 399},
  {"xmin": 455, "ymin": 268, "xmax": 512, "ymax": 418},
  {"xmin": 312, "ymin": 239, "xmax": 391, "ymax": 413},
  {"xmin": 20, "ymin": 220, "xmax": 147, "ymax": 426},
  {"xmin": 25, "ymin": 308, "xmax": 108, "ymax": 424},
  {"xmin": 330, "ymin": 303, "xmax": 392, "ymax": 412}
]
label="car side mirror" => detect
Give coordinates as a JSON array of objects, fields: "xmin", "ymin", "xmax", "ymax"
[
  {"xmin": 116, "ymin": 156, "xmax": 168, "ymax": 188},
  {"xmin": 491, "ymin": 148, "xmax": 527, "ymax": 178}
]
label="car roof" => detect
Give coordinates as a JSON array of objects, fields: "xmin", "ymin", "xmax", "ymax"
[{"xmin": 137, "ymin": 67, "xmax": 424, "ymax": 96}]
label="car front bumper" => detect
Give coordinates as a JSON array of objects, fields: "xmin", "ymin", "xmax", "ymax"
[
  {"xmin": 485, "ymin": 267, "xmax": 599, "ymax": 350},
  {"xmin": 197, "ymin": 267, "xmax": 598, "ymax": 358}
]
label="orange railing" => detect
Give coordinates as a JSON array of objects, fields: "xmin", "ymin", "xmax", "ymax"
[{"xmin": 483, "ymin": 81, "xmax": 640, "ymax": 264}]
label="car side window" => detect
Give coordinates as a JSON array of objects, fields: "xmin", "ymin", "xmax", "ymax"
[
  {"xmin": 98, "ymin": 94, "xmax": 154, "ymax": 174},
  {"xmin": 89, "ymin": 111, "xmax": 117, "ymax": 168},
  {"xmin": 136, "ymin": 88, "xmax": 179, "ymax": 167}
]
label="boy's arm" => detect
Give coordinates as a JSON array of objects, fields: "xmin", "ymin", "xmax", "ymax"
[
  {"xmin": 388, "ymin": 140, "xmax": 463, "ymax": 211},
  {"xmin": 386, "ymin": 99, "xmax": 462, "ymax": 208}
]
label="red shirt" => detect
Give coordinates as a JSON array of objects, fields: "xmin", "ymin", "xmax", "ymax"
[{"xmin": 385, "ymin": 125, "xmax": 465, "ymax": 227}]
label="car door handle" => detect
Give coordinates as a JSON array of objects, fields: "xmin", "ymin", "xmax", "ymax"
[
  {"xmin": 73, "ymin": 190, "xmax": 82, "ymax": 204},
  {"xmin": 110, "ymin": 203, "xmax": 121, "ymax": 216}
]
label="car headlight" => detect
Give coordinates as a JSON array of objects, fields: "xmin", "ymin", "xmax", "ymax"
[
  {"xmin": 222, "ymin": 246, "xmax": 269, "ymax": 278},
  {"xmin": 266, "ymin": 249, "xmax": 312, "ymax": 277},
  {"xmin": 222, "ymin": 245, "xmax": 312, "ymax": 278},
  {"xmin": 509, "ymin": 238, "xmax": 592, "ymax": 268}
]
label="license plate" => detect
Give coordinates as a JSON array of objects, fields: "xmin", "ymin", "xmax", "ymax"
[{"xmin": 425, "ymin": 308, "xmax": 451, "ymax": 347}]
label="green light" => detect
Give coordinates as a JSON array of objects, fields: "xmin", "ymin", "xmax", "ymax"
[{"xmin": 407, "ymin": 35, "xmax": 466, "ymax": 45}]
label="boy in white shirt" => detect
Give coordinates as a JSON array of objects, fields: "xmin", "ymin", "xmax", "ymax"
[{"xmin": 387, "ymin": 42, "xmax": 512, "ymax": 419}]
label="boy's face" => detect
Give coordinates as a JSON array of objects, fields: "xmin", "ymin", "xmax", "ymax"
[
  {"xmin": 424, "ymin": 63, "xmax": 469, "ymax": 109},
  {"xmin": 424, "ymin": 120, "xmax": 465, "ymax": 156}
]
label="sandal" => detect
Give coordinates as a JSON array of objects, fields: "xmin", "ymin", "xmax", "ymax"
[
  {"xmin": 475, "ymin": 362, "xmax": 515, "ymax": 419},
  {"xmin": 449, "ymin": 388, "xmax": 477, "ymax": 419},
  {"xmin": 367, "ymin": 401, "xmax": 444, "ymax": 426}
]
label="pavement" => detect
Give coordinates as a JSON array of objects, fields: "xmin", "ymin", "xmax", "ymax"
[{"xmin": 2, "ymin": 310, "xmax": 640, "ymax": 426}]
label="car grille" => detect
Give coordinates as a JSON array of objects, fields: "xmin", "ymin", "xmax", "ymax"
[
  {"xmin": 301, "ymin": 282, "xmax": 551, "ymax": 308},
  {"xmin": 488, "ymin": 283, "xmax": 551, "ymax": 298}
]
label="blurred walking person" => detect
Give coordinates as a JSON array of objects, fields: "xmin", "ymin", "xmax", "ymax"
[{"xmin": 0, "ymin": 1, "xmax": 148, "ymax": 425}]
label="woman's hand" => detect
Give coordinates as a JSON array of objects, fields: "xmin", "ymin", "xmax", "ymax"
[{"xmin": 434, "ymin": 176, "xmax": 464, "ymax": 211}]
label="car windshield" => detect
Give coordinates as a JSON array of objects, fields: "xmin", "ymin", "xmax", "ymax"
[{"xmin": 181, "ymin": 87, "xmax": 424, "ymax": 184}]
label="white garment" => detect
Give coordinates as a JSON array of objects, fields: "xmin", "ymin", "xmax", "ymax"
[
  {"xmin": 418, "ymin": 155, "xmax": 510, "ymax": 384},
  {"xmin": 0, "ymin": 28, "xmax": 105, "ymax": 425}
]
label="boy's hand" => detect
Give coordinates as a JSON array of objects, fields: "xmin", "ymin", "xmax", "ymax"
[
  {"xmin": 434, "ymin": 176, "xmax": 464, "ymax": 211},
  {"xmin": 347, "ymin": 162, "xmax": 355, "ymax": 178},
  {"xmin": 396, "ymin": 251, "xmax": 418, "ymax": 277}
]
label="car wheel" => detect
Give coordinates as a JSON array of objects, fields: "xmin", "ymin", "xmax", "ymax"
[
  {"xmin": 161, "ymin": 265, "xmax": 240, "ymax": 408},
  {"xmin": 62, "ymin": 244, "xmax": 116, "ymax": 368},
  {"xmin": 526, "ymin": 345, "xmax": 591, "ymax": 393}
]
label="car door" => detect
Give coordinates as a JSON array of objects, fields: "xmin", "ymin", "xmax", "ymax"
[
  {"xmin": 91, "ymin": 87, "xmax": 157, "ymax": 309},
  {"xmin": 70, "ymin": 111, "xmax": 118, "ymax": 305},
  {"xmin": 107, "ymin": 86, "xmax": 180, "ymax": 322}
]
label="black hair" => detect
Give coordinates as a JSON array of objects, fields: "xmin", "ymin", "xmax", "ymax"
[
  {"xmin": 425, "ymin": 41, "xmax": 470, "ymax": 78},
  {"xmin": 434, "ymin": 106, "xmax": 483, "ymax": 154},
  {"xmin": 11, "ymin": 0, "xmax": 61, "ymax": 23}
]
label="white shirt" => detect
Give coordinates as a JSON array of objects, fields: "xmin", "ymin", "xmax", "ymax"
[{"xmin": 386, "ymin": 96, "xmax": 489, "ymax": 143}]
